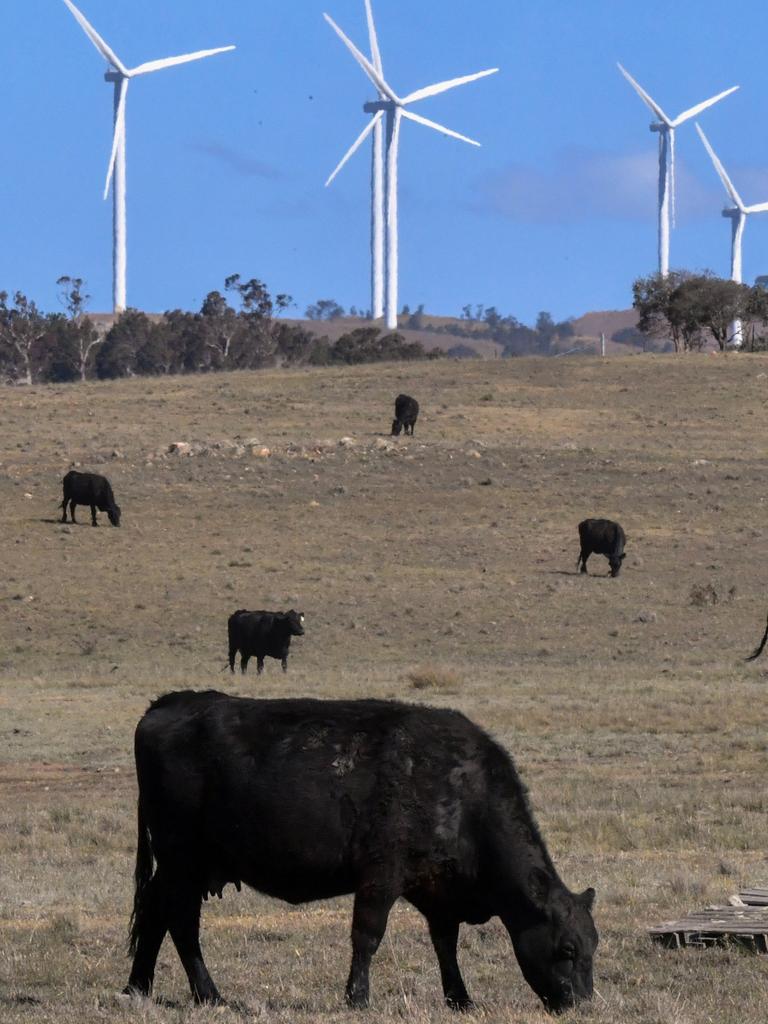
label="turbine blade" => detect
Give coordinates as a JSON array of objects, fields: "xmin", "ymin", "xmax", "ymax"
[
  {"xmin": 401, "ymin": 68, "xmax": 499, "ymax": 106},
  {"xmin": 695, "ymin": 123, "xmax": 744, "ymax": 209},
  {"xmin": 673, "ymin": 85, "xmax": 739, "ymax": 126},
  {"xmin": 744, "ymin": 201, "xmax": 768, "ymax": 214},
  {"xmin": 323, "ymin": 13, "xmax": 400, "ymax": 104},
  {"xmin": 62, "ymin": 0, "xmax": 127, "ymax": 74},
  {"xmin": 617, "ymin": 62, "xmax": 671, "ymax": 125},
  {"xmin": 104, "ymin": 78, "xmax": 128, "ymax": 199},
  {"xmin": 129, "ymin": 45, "xmax": 235, "ymax": 77},
  {"xmin": 325, "ymin": 112, "xmax": 383, "ymax": 186},
  {"xmin": 400, "ymin": 108, "xmax": 480, "ymax": 146},
  {"xmin": 364, "ymin": 0, "xmax": 383, "ymax": 77}
]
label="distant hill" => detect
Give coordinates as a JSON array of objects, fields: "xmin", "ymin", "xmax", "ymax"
[{"xmin": 85, "ymin": 307, "xmax": 643, "ymax": 358}]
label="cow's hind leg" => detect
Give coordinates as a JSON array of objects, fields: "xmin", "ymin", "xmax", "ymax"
[
  {"xmin": 345, "ymin": 886, "xmax": 396, "ymax": 1009},
  {"xmin": 166, "ymin": 882, "xmax": 222, "ymax": 1004},
  {"xmin": 90, "ymin": 504, "xmax": 98, "ymax": 527},
  {"xmin": 578, "ymin": 548, "xmax": 589, "ymax": 574},
  {"xmin": 60, "ymin": 498, "xmax": 68, "ymax": 523},
  {"xmin": 256, "ymin": 656, "xmax": 265, "ymax": 675},
  {"xmin": 125, "ymin": 872, "xmax": 169, "ymax": 998},
  {"xmin": 281, "ymin": 656, "xmax": 288, "ymax": 672},
  {"xmin": 426, "ymin": 916, "xmax": 472, "ymax": 1011},
  {"xmin": 69, "ymin": 501, "xmax": 78, "ymax": 524}
]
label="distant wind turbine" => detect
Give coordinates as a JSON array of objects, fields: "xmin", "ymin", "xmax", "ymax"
[
  {"xmin": 617, "ymin": 63, "xmax": 738, "ymax": 278},
  {"xmin": 696, "ymin": 123, "xmax": 768, "ymax": 348},
  {"xmin": 325, "ymin": 4, "xmax": 498, "ymax": 331},
  {"xmin": 62, "ymin": 0, "xmax": 235, "ymax": 314}
]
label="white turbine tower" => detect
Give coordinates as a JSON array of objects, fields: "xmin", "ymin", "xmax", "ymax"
[
  {"xmin": 62, "ymin": 0, "xmax": 235, "ymax": 314},
  {"xmin": 325, "ymin": 5, "xmax": 498, "ymax": 331},
  {"xmin": 617, "ymin": 64, "xmax": 738, "ymax": 278},
  {"xmin": 696, "ymin": 124, "xmax": 768, "ymax": 348}
]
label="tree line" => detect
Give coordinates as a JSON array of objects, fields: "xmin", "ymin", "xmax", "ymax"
[
  {"xmin": 0, "ymin": 276, "xmax": 437, "ymax": 385},
  {"xmin": 633, "ymin": 272, "xmax": 768, "ymax": 352}
]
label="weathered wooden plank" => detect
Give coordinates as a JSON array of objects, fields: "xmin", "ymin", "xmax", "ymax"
[{"xmin": 649, "ymin": 903, "xmax": 768, "ymax": 952}]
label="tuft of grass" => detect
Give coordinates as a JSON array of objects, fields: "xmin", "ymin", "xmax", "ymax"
[{"xmin": 405, "ymin": 665, "xmax": 461, "ymax": 692}]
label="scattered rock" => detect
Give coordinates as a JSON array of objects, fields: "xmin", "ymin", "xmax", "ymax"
[
  {"xmin": 374, "ymin": 438, "xmax": 395, "ymax": 452},
  {"xmin": 634, "ymin": 610, "xmax": 657, "ymax": 624},
  {"xmin": 252, "ymin": 447, "xmax": 271, "ymax": 458},
  {"xmin": 338, "ymin": 436, "xmax": 357, "ymax": 447},
  {"xmin": 168, "ymin": 442, "xmax": 192, "ymax": 456},
  {"xmin": 478, "ymin": 478, "xmax": 493, "ymax": 486},
  {"xmin": 23, "ymin": 492, "xmax": 32, "ymax": 500}
]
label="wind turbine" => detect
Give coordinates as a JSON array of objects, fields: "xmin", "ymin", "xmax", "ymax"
[
  {"xmin": 62, "ymin": 0, "xmax": 235, "ymax": 314},
  {"xmin": 617, "ymin": 64, "xmax": 738, "ymax": 278},
  {"xmin": 325, "ymin": 4, "xmax": 498, "ymax": 331},
  {"xmin": 696, "ymin": 124, "xmax": 768, "ymax": 348}
]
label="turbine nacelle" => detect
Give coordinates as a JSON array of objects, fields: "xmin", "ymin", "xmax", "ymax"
[{"xmin": 364, "ymin": 99, "xmax": 395, "ymax": 113}]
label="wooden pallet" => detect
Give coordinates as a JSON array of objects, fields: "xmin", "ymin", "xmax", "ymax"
[
  {"xmin": 737, "ymin": 888, "xmax": 768, "ymax": 906},
  {"xmin": 650, "ymin": 905, "xmax": 768, "ymax": 953}
]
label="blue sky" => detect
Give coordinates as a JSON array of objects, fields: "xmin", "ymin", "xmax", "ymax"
[{"xmin": 5, "ymin": 0, "xmax": 768, "ymax": 323}]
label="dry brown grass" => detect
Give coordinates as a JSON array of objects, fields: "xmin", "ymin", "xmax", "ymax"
[{"xmin": 2, "ymin": 354, "xmax": 768, "ymax": 1022}]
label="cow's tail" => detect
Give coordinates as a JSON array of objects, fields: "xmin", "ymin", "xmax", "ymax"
[
  {"xmin": 128, "ymin": 799, "xmax": 155, "ymax": 956},
  {"xmin": 746, "ymin": 613, "xmax": 768, "ymax": 662},
  {"xmin": 228, "ymin": 610, "xmax": 248, "ymax": 672}
]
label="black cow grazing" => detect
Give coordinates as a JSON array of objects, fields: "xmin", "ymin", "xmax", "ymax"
[
  {"xmin": 391, "ymin": 393, "xmax": 419, "ymax": 436},
  {"xmin": 228, "ymin": 608, "xmax": 304, "ymax": 674},
  {"xmin": 577, "ymin": 518, "xmax": 625, "ymax": 577},
  {"xmin": 125, "ymin": 692, "xmax": 598, "ymax": 1013},
  {"xmin": 60, "ymin": 470, "xmax": 121, "ymax": 527}
]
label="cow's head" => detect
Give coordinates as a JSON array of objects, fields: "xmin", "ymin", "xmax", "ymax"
[
  {"xmin": 505, "ymin": 872, "xmax": 598, "ymax": 1015},
  {"xmin": 609, "ymin": 552, "xmax": 625, "ymax": 577},
  {"xmin": 285, "ymin": 610, "xmax": 305, "ymax": 636},
  {"xmin": 108, "ymin": 504, "xmax": 121, "ymax": 527},
  {"xmin": 391, "ymin": 419, "xmax": 403, "ymax": 436}
]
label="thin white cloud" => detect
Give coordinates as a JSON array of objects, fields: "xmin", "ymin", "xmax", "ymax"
[
  {"xmin": 476, "ymin": 146, "xmax": 721, "ymax": 224},
  {"xmin": 191, "ymin": 142, "xmax": 284, "ymax": 180}
]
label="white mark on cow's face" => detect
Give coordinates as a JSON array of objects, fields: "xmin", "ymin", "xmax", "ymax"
[{"xmin": 300, "ymin": 614, "xmax": 305, "ymax": 623}]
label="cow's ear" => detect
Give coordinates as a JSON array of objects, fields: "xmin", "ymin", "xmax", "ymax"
[
  {"xmin": 528, "ymin": 867, "xmax": 551, "ymax": 909},
  {"xmin": 580, "ymin": 887, "xmax": 596, "ymax": 911}
]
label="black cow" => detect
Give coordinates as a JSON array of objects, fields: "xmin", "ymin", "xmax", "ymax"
[
  {"xmin": 125, "ymin": 692, "xmax": 598, "ymax": 1013},
  {"xmin": 228, "ymin": 608, "xmax": 304, "ymax": 674},
  {"xmin": 60, "ymin": 470, "xmax": 121, "ymax": 527},
  {"xmin": 391, "ymin": 393, "xmax": 419, "ymax": 436},
  {"xmin": 577, "ymin": 518, "xmax": 625, "ymax": 577}
]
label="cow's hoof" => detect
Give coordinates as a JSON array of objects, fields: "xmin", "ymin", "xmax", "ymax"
[{"xmin": 447, "ymin": 996, "xmax": 474, "ymax": 1013}]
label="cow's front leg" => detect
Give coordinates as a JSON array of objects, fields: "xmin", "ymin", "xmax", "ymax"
[
  {"xmin": 70, "ymin": 502, "xmax": 78, "ymax": 524},
  {"xmin": 281, "ymin": 656, "xmax": 288, "ymax": 672},
  {"xmin": 90, "ymin": 504, "xmax": 98, "ymax": 527},
  {"xmin": 427, "ymin": 917, "xmax": 473, "ymax": 1011}
]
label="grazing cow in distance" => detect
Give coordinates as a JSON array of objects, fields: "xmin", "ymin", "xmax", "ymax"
[
  {"xmin": 391, "ymin": 393, "xmax": 419, "ymax": 436},
  {"xmin": 125, "ymin": 691, "xmax": 598, "ymax": 1013},
  {"xmin": 577, "ymin": 518, "xmax": 626, "ymax": 577},
  {"xmin": 60, "ymin": 470, "xmax": 121, "ymax": 527},
  {"xmin": 228, "ymin": 608, "xmax": 304, "ymax": 674}
]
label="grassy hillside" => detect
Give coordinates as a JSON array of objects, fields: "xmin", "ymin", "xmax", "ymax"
[{"xmin": 1, "ymin": 353, "xmax": 767, "ymax": 1023}]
